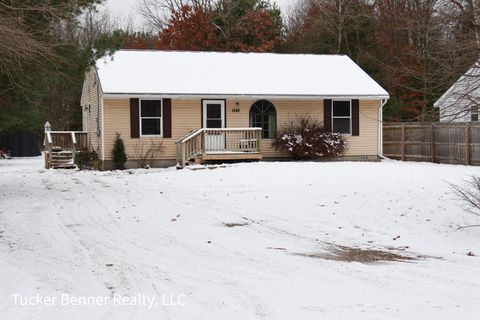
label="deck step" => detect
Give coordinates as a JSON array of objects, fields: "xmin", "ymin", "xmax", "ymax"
[
  {"xmin": 52, "ymin": 155, "xmax": 73, "ymax": 160},
  {"xmin": 52, "ymin": 164, "xmax": 76, "ymax": 169},
  {"xmin": 46, "ymin": 149, "xmax": 76, "ymax": 169}
]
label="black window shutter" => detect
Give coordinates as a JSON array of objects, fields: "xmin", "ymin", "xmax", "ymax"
[
  {"xmin": 130, "ymin": 98, "xmax": 139, "ymax": 138},
  {"xmin": 163, "ymin": 98, "xmax": 172, "ymax": 138},
  {"xmin": 324, "ymin": 99, "xmax": 332, "ymax": 132},
  {"xmin": 352, "ymin": 99, "xmax": 360, "ymax": 136}
]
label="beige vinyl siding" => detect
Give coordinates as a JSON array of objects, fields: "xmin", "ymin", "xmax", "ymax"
[
  {"xmin": 103, "ymin": 98, "xmax": 380, "ymax": 161},
  {"xmin": 226, "ymin": 99, "xmax": 324, "ymax": 158},
  {"xmin": 344, "ymin": 99, "xmax": 380, "ymax": 156},
  {"xmin": 103, "ymin": 99, "xmax": 200, "ymax": 160},
  {"xmin": 80, "ymin": 68, "xmax": 103, "ymax": 157}
]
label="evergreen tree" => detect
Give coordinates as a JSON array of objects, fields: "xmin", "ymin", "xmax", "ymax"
[{"xmin": 111, "ymin": 132, "xmax": 127, "ymax": 169}]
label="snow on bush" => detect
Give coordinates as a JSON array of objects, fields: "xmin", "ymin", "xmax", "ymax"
[{"xmin": 274, "ymin": 116, "xmax": 346, "ymax": 160}]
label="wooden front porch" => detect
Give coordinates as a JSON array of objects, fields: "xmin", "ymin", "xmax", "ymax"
[{"xmin": 175, "ymin": 128, "xmax": 263, "ymax": 168}]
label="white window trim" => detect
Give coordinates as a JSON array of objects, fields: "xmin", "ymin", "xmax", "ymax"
[
  {"xmin": 332, "ymin": 99, "xmax": 352, "ymax": 135},
  {"xmin": 202, "ymin": 100, "xmax": 225, "ymax": 128},
  {"xmin": 140, "ymin": 98, "xmax": 163, "ymax": 137}
]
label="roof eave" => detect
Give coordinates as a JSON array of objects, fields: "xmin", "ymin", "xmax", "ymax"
[{"xmin": 102, "ymin": 92, "xmax": 390, "ymax": 100}]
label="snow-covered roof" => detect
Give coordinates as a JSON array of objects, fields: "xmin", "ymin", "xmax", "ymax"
[
  {"xmin": 95, "ymin": 50, "xmax": 389, "ymax": 99},
  {"xmin": 434, "ymin": 62, "xmax": 480, "ymax": 109}
]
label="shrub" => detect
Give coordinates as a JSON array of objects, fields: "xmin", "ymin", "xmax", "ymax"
[
  {"xmin": 75, "ymin": 148, "xmax": 100, "ymax": 170},
  {"xmin": 111, "ymin": 132, "xmax": 127, "ymax": 170},
  {"xmin": 133, "ymin": 138, "xmax": 163, "ymax": 168},
  {"xmin": 274, "ymin": 116, "xmax": 346, "ymax": 160}
]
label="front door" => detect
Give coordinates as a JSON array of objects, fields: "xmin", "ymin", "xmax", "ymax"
[{"xmin": 203, "ymin": 100, "xmax": 225, "ymax": 151}]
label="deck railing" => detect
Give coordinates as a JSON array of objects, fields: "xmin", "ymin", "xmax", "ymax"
[
  {"xmin": 175, "ymin": 128, "xmax": 262, "ymax": 168},
  {"xmin": 44, "ymin": 125, "xmax": 88, "ymax": 168}
]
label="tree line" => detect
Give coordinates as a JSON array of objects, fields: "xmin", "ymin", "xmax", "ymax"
[{"xmin": 1, "ymin": 0, "xmax": 479, "ymax": 135}]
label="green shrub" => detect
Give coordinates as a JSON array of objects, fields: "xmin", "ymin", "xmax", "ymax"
[{"xmin": 111, "ymin": 132, "xmax": 127, "ymax": 170}]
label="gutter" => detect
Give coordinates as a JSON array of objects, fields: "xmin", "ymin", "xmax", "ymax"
[
  {"xmin": 102, "ymin": 93, "xmax": 390, "ymax": 101},
  {"xmin": 378, "ymin": 98, "xmax": 388, "ymax": 159}
]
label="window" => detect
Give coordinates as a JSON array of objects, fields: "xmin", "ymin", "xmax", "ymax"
[
  {"xmin": 140, "ymin": 99, "xmax": 162, "ymax": 136},
  {"xmin": 249, "ymin": 100, "xmax": 277, "ymax": 138},
  {"xmin": 471, "ymin": 106, "xmax": 479, "ymax": 122},
  {"xmin": 332, "ymin": 100, "xmax": 351, "ymax": 134}
]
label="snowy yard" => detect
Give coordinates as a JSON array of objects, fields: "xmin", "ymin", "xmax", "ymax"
[{"xmin": 0, "ymin": 157, "xmax": 479, "ymax": 320}]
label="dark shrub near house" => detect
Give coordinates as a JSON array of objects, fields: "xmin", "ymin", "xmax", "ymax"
[
  {"xmin": 75, "ymin": 149, "xmax": 101, "ymax": 170},
  {"xmin": 112, "ymin": 133, "xmax": 127, "ymax": 170},
  {"xmin": 274, "ymin": 116, "xmax": 346, "ymax": 160}
]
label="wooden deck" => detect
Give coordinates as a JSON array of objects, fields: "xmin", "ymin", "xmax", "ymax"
[{"xmin": 176, "ymin": 128, "xmax": 263, "ymax": 167}]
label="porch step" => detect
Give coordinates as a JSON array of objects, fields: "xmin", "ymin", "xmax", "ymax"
[
  {"xmin": 201, "ymin": 152, "xmax": 263, "ymax": 161},
  {"xmin": 177, "ymin": 152, "xmax": 263, "ymax": 169}
]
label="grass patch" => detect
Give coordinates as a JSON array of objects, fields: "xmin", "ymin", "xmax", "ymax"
[
  {"xmin": 223, "ymin": 222, "xmax": 250, "ymax": 228},
  {"xmin": 294, "ymin": 245, "xmax": 418, "ymax": 263}
]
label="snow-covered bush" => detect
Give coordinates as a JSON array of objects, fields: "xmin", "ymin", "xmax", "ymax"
[{"xmin": 274, "ymin": 116, "xmax": 346, "ymax": 160}]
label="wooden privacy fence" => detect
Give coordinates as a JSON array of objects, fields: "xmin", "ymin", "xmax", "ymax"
[{"xmin": 383, "ymin": 122, "xmax": 480, "ymax": 165}]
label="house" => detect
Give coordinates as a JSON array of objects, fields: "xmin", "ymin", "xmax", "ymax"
[
  {"xmin": 434, "ymin": 62, "xmax": 480, "ymax": 122},
  {"xmin": 80, "ymin": 50, "xmax": 389, "ymax": 169}
]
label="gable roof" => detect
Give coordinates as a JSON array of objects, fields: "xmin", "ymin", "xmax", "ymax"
[
  {"xmin": 434, "ymin": 62, "xmax": 480, "ymax": 109},
  {"xmin": 95, "ymin": 50, "xmax": 389, "ymax": 99}
]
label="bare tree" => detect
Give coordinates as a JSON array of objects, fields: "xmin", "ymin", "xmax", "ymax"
[
  {"xmin": 139, "ymin": 0, "xmax": 212, "ymax": 31},
  {"xmin": 0, "ymin": 2, "xmax": 56, "ymax": 95},
  {"xmin": 79, "ymin": 8, "xmax": 124, "ymax": 46},
  {"xmin": 0, "ymin": 0, "xmax": 100, "ymax": 96},
  {"xmin": 450, "ymin": 176, "xmax": 480, "ymax": 229},
  {"xmin": 133, "ymin": 138, "xmax": 164, "ymax": 168},
  {"xmin": 432, "ymin": 0, "xmax": 480, "ymax": 121},
  {"xmin": 285, "ymin": 0, "xmax": 373, "ymax": 56}
]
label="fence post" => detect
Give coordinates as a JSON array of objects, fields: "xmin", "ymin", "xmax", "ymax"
[
  {"xmin": 430, "ymin": 123, "xmax": 436, "ymax": 163},
  {"xmin": 44, "ymin": 122, "xmax": 52, "ymax": 169},
  {"xmin": 401, "ymin": 124, "xmax": 406, "ymax": 161},
  {"xmin": 465, "ymin": 123, "xmax": 471, "ymax": 166}
]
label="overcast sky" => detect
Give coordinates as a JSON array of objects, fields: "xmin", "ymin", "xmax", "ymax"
[{"xmin": 103, "ymin": 0, "xmax": 296, "ymax": 29}]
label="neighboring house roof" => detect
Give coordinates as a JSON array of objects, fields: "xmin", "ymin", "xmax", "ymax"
[
  {"xmin": 434, "ymin": 62, "xmax": 480, "ymax": 120},
  {"xmin": 95, "ymin": 50, "xmax": 389, "ymax": 99}
]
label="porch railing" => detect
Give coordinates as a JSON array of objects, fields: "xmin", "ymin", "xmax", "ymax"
[{"xmin": 175, "ymin": 128, "xmax": 262, "ymax": 168}]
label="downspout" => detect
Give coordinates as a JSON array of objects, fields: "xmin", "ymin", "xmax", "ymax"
[
  {"xmin": 96, "ymin": 72, "xmax": 100, "ymax": 139},
  {"xmin": 378, "ymin": 99, "xmax": 388, "ymax": 159},
  {"xmin": 94, "ymin": 65, "xmax": 105, "ymax": 162}
]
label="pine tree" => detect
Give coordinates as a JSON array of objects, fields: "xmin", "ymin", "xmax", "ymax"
[{"xmin": 112, "ymin": 132, "xmax": 127, "ymax": 169}]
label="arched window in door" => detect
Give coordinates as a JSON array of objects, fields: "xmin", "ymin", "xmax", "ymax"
[{"xmin": 249, "ymin": 100, "xmax": 277, "ymax": 138}]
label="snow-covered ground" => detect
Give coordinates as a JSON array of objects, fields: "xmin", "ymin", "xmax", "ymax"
[{"xmin": 0, "ymin": 157, "xmax": 479, "ymax": 319}]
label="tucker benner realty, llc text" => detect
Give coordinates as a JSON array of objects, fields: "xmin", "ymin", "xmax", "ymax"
[{"xmin": 11, "ymin": 293, "xmax": 186, "ymax": 309}]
